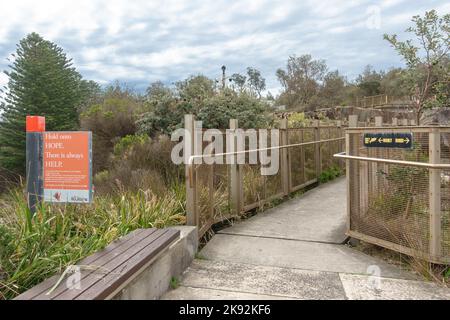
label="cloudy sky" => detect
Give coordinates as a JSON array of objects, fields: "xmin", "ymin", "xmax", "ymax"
[{"xmin": 0, "ymin": 0, "xmax": 449, "ymax": 95}]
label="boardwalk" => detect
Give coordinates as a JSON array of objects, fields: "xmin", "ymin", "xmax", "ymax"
[{"xmin": 164, "ymin": 178, "xmax": 450, "ymax": 300}]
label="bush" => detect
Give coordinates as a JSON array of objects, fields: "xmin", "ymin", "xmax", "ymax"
[
  {"xmin": 288, "ymin": 112, "xmax": 312, "ymax": 128},
  {"xmin": 93, "ymin": 134, "xmax": 183, "ymax": 196},
  {"xmin": 80, "ymin": 89, "xmax": 144, "ymax": 173}
]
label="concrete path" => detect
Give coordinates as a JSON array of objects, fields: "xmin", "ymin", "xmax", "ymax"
[{"xmin": 164, "ymin": 178, "xmax": 450, "ymax": 300}]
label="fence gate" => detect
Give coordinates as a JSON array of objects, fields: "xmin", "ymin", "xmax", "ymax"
[{"xmin": 336, "ymin": 125, "xmax": 450, "ymax": 264}]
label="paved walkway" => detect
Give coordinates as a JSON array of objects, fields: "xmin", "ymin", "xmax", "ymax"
[{"xmin": 164, "ymin": 178, "xmax": 450, "ymax": 300}]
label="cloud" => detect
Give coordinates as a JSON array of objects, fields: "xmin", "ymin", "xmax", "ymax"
[{"xmin": 0, "ymin": 0, "xmax": 448, "ymax": 96}]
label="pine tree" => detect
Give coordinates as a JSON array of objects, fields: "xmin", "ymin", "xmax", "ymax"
[{"xmin": 0, "ymin": 33, "xmax": 85, "ymax": 174}]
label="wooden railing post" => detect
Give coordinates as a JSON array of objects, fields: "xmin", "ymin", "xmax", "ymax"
[
  {"xmin": 230, "ymin": 119, "xmax": 243, "ymax": 215},
  {"xmin": 185, "ymin": 114, "xmax": 197, "ymax": 226},
  {"xmin": 347, "ymin": 115, "xmax": 358, "ymax": 232},
  {"xmin": 280, "ymin": 118, "xmax": 290, "ymax": 196},
  {"xmin": 429, "ymin": 128, "xmax": 442, "ymax": 260},
  {"xmin": 314, "ymin": 120, "xmax": 321, "ymax": 179},
  {"xmin": 375, "ymin": 116, "xmax": 383, "ymax": 127}
]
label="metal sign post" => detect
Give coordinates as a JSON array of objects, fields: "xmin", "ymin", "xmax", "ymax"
[{"xmin": 26, "ymin": 116, "xmax": 45, "ymax": 214}]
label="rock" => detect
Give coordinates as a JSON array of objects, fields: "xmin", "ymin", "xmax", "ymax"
[{"xmin": 421, "ymin": 107, "xmax": 450, "ymax": 125}]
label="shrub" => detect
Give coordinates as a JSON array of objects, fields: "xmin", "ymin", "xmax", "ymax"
[
  {"xmin": 288, "ymin": 112, "xmax": 312, "ymax": 128},
  {"xmin": 93, "ymin": 134, "xmax": 183, "ymax": 196},
  {"xmin": 80, "ymin": 89, "xmax": 144, "ymax": 173}
]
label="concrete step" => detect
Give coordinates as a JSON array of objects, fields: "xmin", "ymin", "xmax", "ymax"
[
  {"xmin": 339, "ymin": 274, "xmax": 450, "ymax": 300},
  {"xmin": 200, "ymin": 234, "xmax": 417, "ymax": 280},
  {"xmin": 162, "ymin": 286, "xmax": 298, "ymax": 300},
  {"xmin": 163, "ymin": 259, "xmax": 450, "ymax": 300},
  {"xmin": 163, "ymin": 259, "xmax": 347, "ymax": 300},
  {"xmin": 220, "ymin": 178, "xmax": 347, "ymax": 244}
]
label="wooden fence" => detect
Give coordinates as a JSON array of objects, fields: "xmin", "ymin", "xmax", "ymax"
[{"xmin": 184, "ymin": 115, "xmax": 346, "ymax": 238}]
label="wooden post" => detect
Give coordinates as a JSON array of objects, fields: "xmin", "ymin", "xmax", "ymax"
[
  {"xmin": 280, "ymin": 119, "xmax": 290, "ymax": 196},
  {"xmin": 314, "ymin": 120, "xmax": 321, "ymax": 179},
  {"xmin": 337, "ymin": 121, "xmax": 344, "ymax": 169},
  {"xmin": 429, "ymin": 128, "xmax": 442, "ymax": 260},
  {"xmin": 346, "ymin": 115, "xmax": 358, "ymax": 232},
  {"xmin": 392, "ymin": 118, "xmax": 398, "ymax": 126},
  {"xmin": 349, "ymin": 115, "xmax": 358, "ymax": 128},
  {"xmin": 372, "ymin": 117, "xmax": 382, "ymax": 194},
  {"xmin": 375, "ymin": 116, "xmax": 383, "ymax": 127},
  {"xmin": 185, "ymin": 114, "xmax": 197, "ymax": 226},
  {"xmin": 230, "ymin": 119, "xmax": 243, "ymax": 215}
]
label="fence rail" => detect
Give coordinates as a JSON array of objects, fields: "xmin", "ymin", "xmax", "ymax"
[
  {"xmin": 184, "ymin": 115, "xmax": 346, "ymax": 239},
  {"xmin": 355, "ymin": 94, "xmax": 413, "ymax": 108}
]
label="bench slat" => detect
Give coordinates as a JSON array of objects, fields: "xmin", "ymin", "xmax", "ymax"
[
  {"xmin": 33, "ymin": 229, "xmax": 160, "ymax": 300},
  {"xmin": 52, "ymin": 229, "xmax": 179, "ymax": 300},
  {"xmin": 76, "ymin": 229, "xmax": 180, "ymax": 300},
  {"xmin": 15, "ymin": 228, "xmax": 148, "ymax": 300}
]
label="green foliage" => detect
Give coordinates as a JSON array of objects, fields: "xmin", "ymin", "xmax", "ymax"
[
  {"xmin": 113, "ymin": 134, "xmax": 148, "ymax": 156},
  {"xmin": 276, "ymin": 54, "xmax": 327, "ymax": 109},
  {"xmin": 81, "ymin": 86, "xmax": 143, "ymax": 173},
  {"xmin": 384, "ymin": 10, "xmax": 450, "ymax": 123},
  {"xmin": 287, "ymin": 112, "xmax": 311, "ymax": 128},
  {"xmin": 0, "ymin": 185, "xmax": 185, "ymax": 299},
  {"xmin": 94, "ymin": 135, "xmax": 183, "ymax": 195},
  {"xmin": 169, "ymin": 277, "xmax": 180, "ymax": 289},
  {"xmin": 0, "ymin": 33, "xmax": 89, "ymax": 174},
  {"xmin": 319, "ymin": 165, "xmax": 342, "ymax": 183},
  {"xmin": 137, "ymin": 78, "xmax": 271, "ymax": 135},
  {"xmin": 196, "ymin": 90, "xmax": 271, "ymax": 129}
]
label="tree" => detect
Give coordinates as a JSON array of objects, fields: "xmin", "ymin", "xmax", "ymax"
[
  {"xmin": 320, "ymin": 70, "xmax": 346, "ymax": 107},
  {"xmin": 276, "ymin": 54, "xmax": 327, "ymax": 109},
  {"xmin": 197, "ymin": 89, "xmax": 271, "ymax": 129},
  {"xmin": 0, "ymin": 33, "xmax": 86, "ymax": 173},
  {"xmin": 355, "ymin": 65, "xmax": 383, "ymax": 96},
  {"xmin": 146, "ymin": 81, "xmax": 172, "ymax": 102},
  {"xmin": 384, "ymin": 10, "xmax": 450, "ymax": 124},
  {"xmin": 230, "ymin": 73, "xmax": 247, "ymax": 92},
  {"xmin": 246, "ymin": 67, "xmax": 266, "ymax": 98},
  {"xmin": 380, "ymin": 68, "xmax": 410, "ymax": 97},
  {"xmin": 175, "ymin": 75, "xmax": 215, "ymax": 104}
]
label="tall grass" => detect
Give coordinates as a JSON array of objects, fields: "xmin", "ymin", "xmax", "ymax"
[{"xmin": 0, "ymin": 183, "xmax": 186, "ymax": 300}]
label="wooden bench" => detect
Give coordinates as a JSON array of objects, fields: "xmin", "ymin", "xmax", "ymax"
[{"xmin": 15, "ymin": 228, "xmax": 180, "ymax": 300}]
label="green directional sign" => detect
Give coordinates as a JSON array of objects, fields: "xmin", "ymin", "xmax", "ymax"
[{"xmin": 364, "ymin": 133, "xmax": 413, "ymax": 149}]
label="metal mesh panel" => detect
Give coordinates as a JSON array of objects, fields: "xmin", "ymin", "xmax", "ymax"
[
  {"xmin": 303, "ymin": 129, "xmax": 317, "ymax": 181},
  {"xmin": 320, "ymin": 127, "xmax": 332, "ymax": 171},
  {"xmin": 242, "ymin": 129, "xmax": 283, "ymax": 210},
  {"xmin": 349, "ymin": 130, "xmax": 431, "ymax": 254},
  {"xmin": 212, "ymin": 163, "xmax": 231, "ymax": 221},
  {"xmin": 288, "ymin": 129, "xmax": 308, "ymax": 189},
  {"xmin": 441, "ymin": 133, "xmax": 450, "ymax": 258},
  {"xmin": 195, "ymin": 163, "xmax": 214, "ymax": 234}
]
